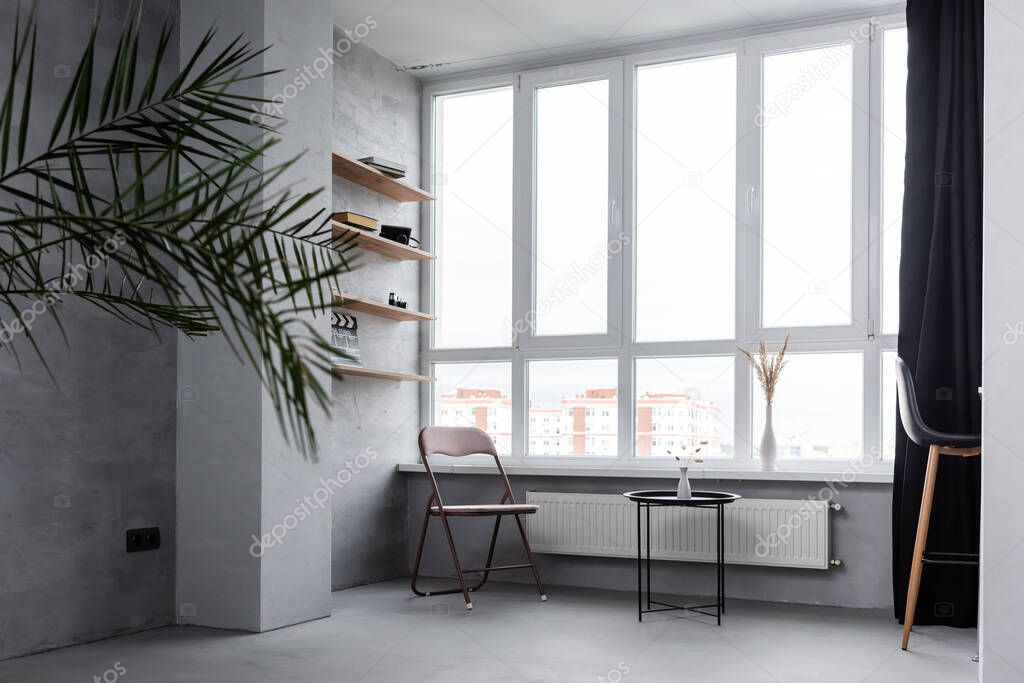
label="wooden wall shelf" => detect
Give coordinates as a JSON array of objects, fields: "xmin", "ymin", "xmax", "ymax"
[
  {"xmin": 331, "ymin": 152, "xmax": 434, "ymax": 202},
  {"xmin": 331, "ymin": 363, "xmax": 433, "ymax": 383},
  {"xmin": 333, "ymin": 222, "xmax": 434, "ymax": 261},
  {"xmin": 333, "ymin": 292, "xmax": 435, "ymax": 322}
]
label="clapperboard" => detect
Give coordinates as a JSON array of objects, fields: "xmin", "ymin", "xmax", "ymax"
[{"xmin": 330, "ymin": 312, "xmax": 363, "ymax": 366}]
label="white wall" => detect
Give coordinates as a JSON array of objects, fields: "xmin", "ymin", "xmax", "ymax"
[{"xmin": 981, "ymin": 0, "xmax": 1024, "ymax": 679}]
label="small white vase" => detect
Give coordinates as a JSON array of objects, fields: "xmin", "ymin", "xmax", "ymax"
[
  {"xmin": 760, "ymin": 404, "xmax": 778, "ymax": 472},
  {"xmin": 676, "ymin": 466, "xmax": 692, "ymax": 499}
]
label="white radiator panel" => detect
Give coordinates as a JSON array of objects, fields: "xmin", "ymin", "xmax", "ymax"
[{"xmin": 525, "ymin": 492, "xmax": 832, "ymax": 570}]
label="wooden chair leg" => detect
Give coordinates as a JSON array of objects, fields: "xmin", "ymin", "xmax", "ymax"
[
  {"xmin": 513, "ymin": 513, "xmax": 548, "ymax": 601},
  {"xmin": 902, "ymin": 444, "xmax": 941, "ymax": 650}
]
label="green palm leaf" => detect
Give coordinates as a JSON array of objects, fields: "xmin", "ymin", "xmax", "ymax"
[{"xmin": 0, "ymin": 1, "xmax": 355, "ymax": 457}]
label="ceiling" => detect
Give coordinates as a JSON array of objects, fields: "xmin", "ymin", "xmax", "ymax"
[{"xmin": 333, "ymin": 0, "xmax": 903, "ymax": 77}]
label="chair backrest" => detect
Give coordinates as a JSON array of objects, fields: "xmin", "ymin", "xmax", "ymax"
[
  {"xmin": 417, "ymin": 426, "xmax": 514, "ymax": 507},
  {"xmin": 894, "ymin": 356, "xmax": 930, "ymax": 447},
  {"xmin": 419, "ymin": 426, "xmax": 498, "ymax": 459}
]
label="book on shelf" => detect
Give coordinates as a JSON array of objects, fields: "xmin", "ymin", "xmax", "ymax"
[
  {"xmin": 358, "ymin": 156, "xmax": 406, "ymax": 178},
  {"xmin": 332, "ymin": 211, "xmax": 378, "ymax": 231}
]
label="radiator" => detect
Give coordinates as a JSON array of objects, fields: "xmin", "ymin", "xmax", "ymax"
[{"xmin": 525, "ymin": 492, "xmax": 835, "ymax": 570}]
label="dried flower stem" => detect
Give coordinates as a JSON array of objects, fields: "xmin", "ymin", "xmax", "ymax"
[{"xmin": 739, "ymin": 333, "xmax": 790, "ymax": 406}]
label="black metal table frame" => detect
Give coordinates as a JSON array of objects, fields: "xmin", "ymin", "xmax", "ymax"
[{"xmin": 634, "ymin": 500, "xmax": 726, "ymax": 625}]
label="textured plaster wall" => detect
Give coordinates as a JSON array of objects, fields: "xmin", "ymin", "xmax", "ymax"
[{"xmin": 330, "ymin": 36, "xmax": 424, "ymax": 588}]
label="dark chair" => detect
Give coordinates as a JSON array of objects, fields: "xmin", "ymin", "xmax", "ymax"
[
  {"xmin": 894, "ymin": 356, "xmax": 980, "ymax": 650},
  {"xmin": 410, "ymin": 426, "xmax": 547, "ymax": 610}
]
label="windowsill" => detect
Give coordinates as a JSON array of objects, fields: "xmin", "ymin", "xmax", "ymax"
[{"xmin": 396, "ymin": 462, "xmax": 893, "ymax": 484}]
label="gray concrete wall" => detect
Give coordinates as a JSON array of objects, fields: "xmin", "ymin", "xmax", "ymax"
[
  {"xmin": 176, "ymin": 0, "xmax": 266, "ymax": 633},
  {"xmin": 258, "ymin": 0, "xmax": 334, "ymax": 631},
  {"xmin": 176, "ymin": 0, "xmax": 334, "ymax": 632},
  {"xmin": 330, "ymin": 35, "xmax": 423, "ymax": 589},
  {"xmin": 406, "ymin": 474, "xmax": 894, "ymax": 609},
  {"xmin": 0, "ymin": 0, "xmax": 179, "ymax": 660},
  {"xmin": 982, "ymin": 0, "xmax": 1024, "ymax": 678}
]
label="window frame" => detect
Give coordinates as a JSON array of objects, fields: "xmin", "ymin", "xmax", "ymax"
[
  {"xmin": 421, "ymin": 13, "xmax": 904, "ymax": 474},
  {"xmin": 515, "ymin": 60, "xmax": 625, "ymax": 351}
]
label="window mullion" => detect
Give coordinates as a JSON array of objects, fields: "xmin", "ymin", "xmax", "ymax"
[{"xmin": 736, "ymin": 38, "xmax": 760, "ymax": 463}]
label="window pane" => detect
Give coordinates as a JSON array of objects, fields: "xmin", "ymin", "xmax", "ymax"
[
  {"xmin": 882, "ymin": 350, "xmax": 897, "ymax": 459},
  {"xmin": 433, "ymin": 362, "xmax": 512, "ymax": 454},
  {"xmin": 636, "ymin": 55, "xmax": 736, "ymax": 342},
  {"xmin": 762, "ymin": 44, "xmax": 854, "ymax": 327},
  {"xmin": 752, "ymin": 352, "xmax": 863, "ymax": 458},
  {"xmin": 535, "ymin": 80, "xmax": 609, "ymax": 336},
  {"xmin": 635, "ymin": 356, "xmax": 734, "ymax": 458},
  {"xmin": 882, "ymin": 28, "xmax": 907, "ymax": 335},
  {"xmin": 528, "ymin": 358, "xmax": 617, "ymax": 455},
  {"xmin": 434, "ymin": 87, "xmax": 513, "ymax": 348}
]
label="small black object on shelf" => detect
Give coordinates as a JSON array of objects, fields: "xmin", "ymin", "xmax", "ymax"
[
  {"xmin": 388, "ymin": 292, "xmax": 409, "ymax": 309},
  {"xmin": 380, "ymin": 225, "xmax": 420, "ymax": 248}
]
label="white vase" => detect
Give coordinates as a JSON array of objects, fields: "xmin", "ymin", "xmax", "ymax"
[
  {"xmin": 761, "ymin": 404, "xmax": 778, "ymax": 471},
  {"xmin": 676, "ymin": 466, "xmax": 692, "ymax": 499}
]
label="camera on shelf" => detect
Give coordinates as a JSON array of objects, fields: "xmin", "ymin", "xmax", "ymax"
[{"xmin": 380, "ymin": 225, "xmax": 419, "ymax": 248}]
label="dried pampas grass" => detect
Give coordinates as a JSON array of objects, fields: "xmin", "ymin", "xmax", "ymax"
[{"xmin": 740, "ymin": 333, "xmax": 789, "ymax": 406}]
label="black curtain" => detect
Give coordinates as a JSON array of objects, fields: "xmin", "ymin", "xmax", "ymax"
[{"xmin": 893, "ymin": 0, "xmax": 983, "ymax": 628}]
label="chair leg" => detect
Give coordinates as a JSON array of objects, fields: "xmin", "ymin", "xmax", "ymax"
[
  {"xmin": 410, "ymin": 504, "xmax": 432, "ymax": 597},
  {"xmin": 513, "ymin": 514, "xmax": 548, "ymax": 601},
  {"xmin": 472, "ymin": 515, "xmax": 503, "ymax": 591},
  {"xmin": 437, "ymin": 512, "xmax": 474, "ymax": 609},
  {"xmin": 902, "ymin": 445, "xmax": 941, "ymax": 650}
]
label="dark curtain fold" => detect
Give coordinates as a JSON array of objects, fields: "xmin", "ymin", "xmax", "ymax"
[{"xmin": 893, "ymin": 0, "xmax": 983, "ymax": 628}]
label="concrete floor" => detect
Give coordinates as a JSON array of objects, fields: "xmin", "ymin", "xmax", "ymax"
[{"xmin": 0, "ymin": 580, "xmax": 977, "ymax": 682}]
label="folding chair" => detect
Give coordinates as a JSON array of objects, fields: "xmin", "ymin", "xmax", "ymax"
[{"xmin": 410, "ymin": 426, "xmax": 547, "ymax": 610}]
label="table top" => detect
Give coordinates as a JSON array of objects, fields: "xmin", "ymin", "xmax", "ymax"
[{"xmin": 622, "ymin": 490, "xmax": 741, "ymax": 506}]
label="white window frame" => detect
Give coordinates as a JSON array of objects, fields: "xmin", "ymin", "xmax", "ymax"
[
  {"xmin": 421, "ymin": 13, "xmax": 904, "ymax": 475},
  {"xmin": 515, "ymin": 60, "xmax": 625, "ymax": 351}
]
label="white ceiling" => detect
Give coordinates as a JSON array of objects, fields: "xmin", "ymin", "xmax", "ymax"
[{"xmin": 333, "ymin": 0, "xmax": 903, "ymax": 77}]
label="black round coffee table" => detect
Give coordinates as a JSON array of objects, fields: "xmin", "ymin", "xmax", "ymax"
[{"xmin": 623, "ymin": 490, "xmax": 741, "ymax": 625}]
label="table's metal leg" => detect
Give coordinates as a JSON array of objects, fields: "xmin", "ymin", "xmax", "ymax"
[
  {"xmin": 646, "ymin": 503, "xmax": 651, "ymax": 610},
  {"xmin": 637, "ymin": 502, "xmax": 642, "ymax": 622},
  {"xmin": 717, "ymin": 503, "xmax": 723, "ymax": 625}
]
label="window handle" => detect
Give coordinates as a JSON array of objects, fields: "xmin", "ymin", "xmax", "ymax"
[{"xmin": 747, "ymin": 186, "xmax": 757, "ymax": 215}]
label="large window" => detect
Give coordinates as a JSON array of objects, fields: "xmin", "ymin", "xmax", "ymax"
[
  {"xmin": 761, "ymin": 43, "xmax": 854, "ymax": 328},
  {"xmin": 882, "ymin": 27, "xmax": 908, "ymax": 335},
  {"xmin": 433, "ymin": 87, "xmax": 513, "ymax": 348},
  {"xmin": 528, "ymin": 358, "xmax": 618, "ymax": 456},
  {"xmin": 636, "ymin": 54, "xmax": 736, "ymax": 342},
  {"xmin": 433, "ymin": 362, "xmax": 512, "ymax": 454},
  {"xmin": 534, "ymin": 80, "xmax": 610, "ymax": 337},
  {"xmin": 426, "ymin": 16, "xmax": 904, "ymax": 470}
]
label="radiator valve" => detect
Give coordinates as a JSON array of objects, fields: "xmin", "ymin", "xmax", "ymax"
[
  {"xmin": 829, "ymin": 503, "xmax": 842, "ymax": 511},
  {"xmin": 830, "ymin": 558, "xmax": 843, "ymax": 567}
]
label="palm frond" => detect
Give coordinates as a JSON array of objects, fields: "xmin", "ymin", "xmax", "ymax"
[{"xmin": 0, "ymin": 1, "xmax": 355, "ymax": 457}]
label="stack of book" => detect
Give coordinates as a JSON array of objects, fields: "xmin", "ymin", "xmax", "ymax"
[
  {"xmin": 333, "ymin": 211, "xmax": 378, "ymax": 232},
  {"xmin": 358, "ymin": 156, "xmax": 406, "ymax": 179}
]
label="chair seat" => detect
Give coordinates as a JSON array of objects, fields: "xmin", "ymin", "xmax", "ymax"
[
  {"xmin": 924, "ymin": 429, "xmax": 981, "ymax": 449},
  {"xmin": 430, "ymin": 504, "xmax": 539, "ymax": 516}
]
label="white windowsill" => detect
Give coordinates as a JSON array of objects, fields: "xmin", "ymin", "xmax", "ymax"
[{"xmin": 396, "ymin": 462, "xmax": 893, "ymax": 484}]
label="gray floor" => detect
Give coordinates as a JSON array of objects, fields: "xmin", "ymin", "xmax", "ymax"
[{"xmin": 0, "ymin": 580, "xmax": 977, "ymax": 682}]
